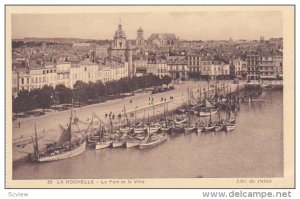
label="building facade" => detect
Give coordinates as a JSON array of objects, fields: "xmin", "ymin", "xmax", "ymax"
[{"xmin": 167, "ymin": 56, "xmax": 188, "ymax": 80}]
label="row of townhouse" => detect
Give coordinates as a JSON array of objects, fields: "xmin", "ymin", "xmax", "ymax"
[
  {"xmin": 146, "ymin": 57, "xmax": 168, "ymax": 78},
  {"xmin": 12, "ymin": 60, "xmax": 129, "ymax": 97},
  {"xmin": 245, "ymin": 53, "xmax": 283, "ymax": 80},
  {"xmin": 187, "ymin": 54, "xmax": 231, "ymax": 79},
  {"xmin": 187, "ymin": 52, "xmax": 283, "ymax": 80}
]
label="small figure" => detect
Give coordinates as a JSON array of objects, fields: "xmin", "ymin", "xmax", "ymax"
[{"xmin": 18, "ymin": 122, "xmax": 21, "ymax": 128}]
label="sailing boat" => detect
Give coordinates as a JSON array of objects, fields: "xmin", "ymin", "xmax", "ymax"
[
  {"xmin": 204, "ymin": 109, "xmax": 215, "ymax": 132},
  {"xmin": 119, "ymin": 106, "xmax": 132, "ymax": 134},
  {"xmin": 133, "ymin": 109, "xmax": 147, "ymax": 134},
  {"xmin": 184, "ymin": 109, "xmax": 196, "ymax": 133},
  {"xmin": 199, "ymin": 100, "xmax": 217, "ymax": 117},
  {"xmin": 86, "ymin": 117, "xmax": 100, "ymax": 145},
  {"xmin": 225, "ymin": 110, "xmax": 236, "ymax": 132},
  {"xmin": 196, "ymin": 108, "xmax": 204, "ymax": 133},
  {"xmin": 107, "ymin": 114, "xmax": 125, "ymax": 148},
  {"xmin": 139, "ymin": 120, "xmax": 168, "ymax": 150},
  {"xmin": 214, "ymin": 108, "xmax": 224, "ymax": 132},
  {"xmin": 161, "ymin": 105, "xmax": 171, "ymax": 132},
  {"xmin": 29, "ymin": 109, "xmax": 86, "ymax": 162},
  {"xmin": 95, "ymin": 126, "xmax": 112, "ymax": 150}
]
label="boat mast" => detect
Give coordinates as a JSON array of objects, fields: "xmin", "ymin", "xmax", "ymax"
[
  {"xmin": 34, "ymin": 124, "xmax": 39, "ymax": 159},
  {"xmin": 209, "ymin": 109, "xmax": 212, "ymax": 124}
]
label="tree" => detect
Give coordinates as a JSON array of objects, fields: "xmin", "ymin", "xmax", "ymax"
[
  {"xmin": 94, "ymin": 80, "xmax": 105, "ymax": 101},
  {"xmin": 161, "ymin": 75, "xmax": 172, "ymax": 87},
  {"xmin": 13, "ymin": 89, "xmax": 37, "ymax": 113},
  {"xmin": 73, "ymin": 80, "xmax": 88, "ymax": 106},
  {"xmin": 36, "ymin": 85, "xmax": 55, "ymax": 113},
  {"xmin": 55, "ymin": 84, "xmax": 72, "ymax": 104},
  {"xmin": 86, "ymin": 82, "xmax": 98, "ymax": 103}
]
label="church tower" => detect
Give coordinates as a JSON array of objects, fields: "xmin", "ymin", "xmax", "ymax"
[
  {"xmin": 113, "ymin": 21, "xmax": 127, "ymax": 49},
  {"xmin": 136, "ymin": 27, "xmax": 144, "ymax": 46}
]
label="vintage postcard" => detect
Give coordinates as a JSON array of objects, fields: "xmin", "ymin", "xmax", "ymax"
[{"xmin": 5, "ymin": 5, "xmax": 295, "ymax": 188}]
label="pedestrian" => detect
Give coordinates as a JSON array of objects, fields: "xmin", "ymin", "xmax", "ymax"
[
  {"xmin": 112, "ymin": 114, "xmax": 115, "ymax": 120},
  {"xmin": 18, "ymin": 122, "xmax": 21, "ymax": 128},
  {"xmin": 105, "ymin": 113, "xmax": 108, "ymax": 118}
]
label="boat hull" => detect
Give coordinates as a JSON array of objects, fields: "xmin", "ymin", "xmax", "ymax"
[
  {"xmin": 95, "ymin": 141, "xmax": 112, "ymax": 150},
  {"xmin": 161, "ymin": 127, "xmax": 171, "ymax": 132},
  {"xmin": 225, "ymin": 125, "xmax": 236, "ymax": 132},
  {"xmin": 199, "ymin": 110, "xmax": 217, "ymax": 117},
  {"xmin": 139, "ymin": 134, "xmax": 167, "ymax": 150},
  {"xmin": 37, "ymin": 141, "xmax": 86, "ymax": 162},
  {"xmin": 204, "ymin": 125, "xmax": 215, "ymax": 132},
  {"xmin": 174, "ymin": 117, "xmax": 187, "ymax": 125},
  {"xmin": 148, "ymin": 127, "xmax": 161, "ymax": 134},
  {"xmin": 184, "ymin": 127, "xmax": 195, "ymax": 133},
  {"xmin": 125, "ymin": 140, "xmax": 141, "ymax": 148},
  {"xmin": 197, "ymin": 127, "xmax": 204, "ymax": 133},
  {"xmin": 112, "ymin": 141, "xmax": 125, "ymax": 148},
  {"xmin": 133, "ymin": 128, "xmax": 146, "ymax": 134},
  {"xmin": 119, "ymin": 128, "xmax": 132, "ymax": 134},
  {"xmin": 214, "ymin": 125, "xmax": 224, "ymax": 132},
  {"xmin": 172, "ymin": 126, "xmax": 184, "ymax": 133}
]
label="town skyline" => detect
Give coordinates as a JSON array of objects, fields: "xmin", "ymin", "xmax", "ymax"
[{"xmin": 12, "ymin": 11, "xmax": 282, "ymax": 40}]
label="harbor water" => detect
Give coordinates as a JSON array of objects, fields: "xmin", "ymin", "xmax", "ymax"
[{"xmin": 13, "ymin": 90, "xmax": 283, "ymax": 179}]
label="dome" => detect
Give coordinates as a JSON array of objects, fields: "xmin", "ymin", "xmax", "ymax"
[
  {"xmin": 137, "ymin": 27, "xmax": 143, "ymax": 32},
  {"xmin": 114, "ymin": 24, "xmax": 126, "ymax": 38}
]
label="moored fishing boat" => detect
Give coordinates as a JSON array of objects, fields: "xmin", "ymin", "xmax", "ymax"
[
  {"xmin": 148, "ymin": 123, "xmax": 161, "ymax": 134},
  {"xmin": 112, "ymin": 140, "xmax": 125, "ymax": 148},
  {"xmin": 125, "ymin": 139, "xmax": 141, "ymax": 148},
  {"xmin": 133, "ymin": 125, "xmax": 147, "ymax": 134},
  {"xmin": 172, "ymin": 123, "xmax": 185, "ymax": 133},
  {"xmin": 204, "ymin": 123, "xmax": 215, "ymax": 132},
  {"xmin": 199, "ymin": 109, "xmax": 217, "ymax": 117},
  {"xmin": 95, "ymin": 125, "xmax": 112, "ymax": 150},
  {"xmin": 225, "ymin": 123, "xmax": 236, "ymax": 132},
  {"xmin": 214, "ymin": 123, "xmax": 224, "ymax": 132},
  {"xmin": 161, "ymin": 123, "xmax": 172, "ymax": 132},
  {"xmin": 184, "ymin": 123, "xmax": 196, "ymax": 133},
  {"xmin": 36, "ymin": 140, "xmax": 86, "ymax": 162},
  {"xmin": 139, "ymin": 132, "xmax": 168, "ymax": 150},
  {"xmin": 119, "ymin": 126, "xmax": 132, "ymax": 134},
  {"xmin": 173, "ymin": 114, "xmax": 187, "ymax": 125},
  {"xmin": 196, "ymin": 125, "xmax": 204, "ymax": 133},
  {"xmin": 29, "ymin": 109, "xmax": 87, "ymax": 162},
  {"xmin": 95, "ymin": 141, "xmax": 112, "ymax": 150}
]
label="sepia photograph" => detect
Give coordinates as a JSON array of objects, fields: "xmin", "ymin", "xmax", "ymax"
[{"xmin": 5, "ymin": 5, "xmax": 295, "ymax": 188}]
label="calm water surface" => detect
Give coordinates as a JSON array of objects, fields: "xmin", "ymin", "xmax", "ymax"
[{"xmin": 13, "ymin": 90, "xmax": 283, "ymax": 179}]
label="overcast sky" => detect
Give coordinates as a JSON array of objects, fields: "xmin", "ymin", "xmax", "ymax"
[{"xmin": 12, "ymin": 11, "xmax": 282, "ymax": 40}]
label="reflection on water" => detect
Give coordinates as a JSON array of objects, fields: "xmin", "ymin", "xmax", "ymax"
[{"xmin": 13, "ymin": 90, "xmax": 283, "ymax": 179}]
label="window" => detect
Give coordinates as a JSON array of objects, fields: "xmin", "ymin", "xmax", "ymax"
[{"xmin": 21, "ymin": 78, "xmax": 24, "ymax": 84}]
